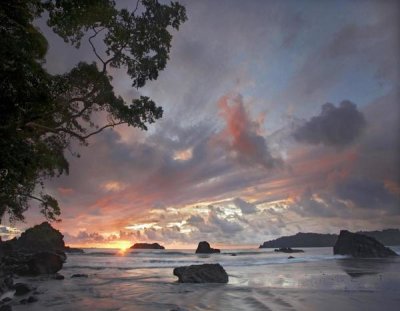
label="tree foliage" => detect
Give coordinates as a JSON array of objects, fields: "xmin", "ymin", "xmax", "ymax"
[{"xmin": 0, "ymin": 0, "xmax": 186, "ymax": 223}]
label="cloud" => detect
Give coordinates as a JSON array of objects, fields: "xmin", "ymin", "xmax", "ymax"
[
  {"xmin": 0, "ymin": 225, "xmax": 21, "ymax": 239},
  {"xmin": 208, "ymin": 210, "xmax": 243, "ymax": 235},
  {"xmin": 293, "ymin": 101, "xmax": 366, "ymax": 147},
  {"xmin": 217, "ymin": 94, "xmax": 282, "ymax": 169},
  {"xmin": 335, "ymin": 177, "xmax": 399, "ymax": 213},
  {"xmin": 233, "ymin": 198, "xmax": 257, "ymax": 214}
]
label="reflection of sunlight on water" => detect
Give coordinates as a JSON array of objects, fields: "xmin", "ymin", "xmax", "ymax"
[{"xmin": 115, "ymin": 241, "xmax": 132, "ymax": 255}]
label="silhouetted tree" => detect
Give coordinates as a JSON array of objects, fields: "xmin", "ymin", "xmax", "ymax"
[{"xmin": 0, "ymin": 0, "xmax": 186, "ymax": 222}]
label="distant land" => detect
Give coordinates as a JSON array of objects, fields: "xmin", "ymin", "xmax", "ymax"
[
  {"xmin": 130, "ymin": 243, "xmax": 165, "ymax": 249},
  {"xmin": 259, "ymin": 229, "xmax": 400, "ymax": 248}
]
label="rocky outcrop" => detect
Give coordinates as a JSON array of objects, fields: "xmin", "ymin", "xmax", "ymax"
[
  {"xmin": 195, "ymin": 241, "xmax": 220, "ymax": 254},
  {"xmin": 0, "ymin": 222, "xmax": 66, "ymax": 276},
  {"xmin": 4, "ymin": 222, "xmax": 65, "ymax": 253},
  {"xmin": 274, "ymin": 247, "xmax": 304, "ymax": 253},
  {"xmin": 333, "ymin": 230, "xmax": 398, "ymax": 258},
  {"xmin": 130, "ymin": 243, "xmax": 165, "ymax": 250},
  {"xmin": 173, "ymin": 264, "xmax": 228, "ymax": 283}
]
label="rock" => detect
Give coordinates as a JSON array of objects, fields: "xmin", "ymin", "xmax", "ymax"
[
  {"xmin": 0, "ymin": 305, "xmax": 12, "ymax": 311},
  {"xmin": 27, "ymin": 252, "xmax": 64, "ymax": 275},
  {"xmin": 274, "ymin": 247, "xmax": 304, "ymax": 253},
  {"xmin": 52, "ymin": 273, "xmax": 65, "ymax": 280},
  {"xmin": 1, "ymin": 298, "xmax": 12, "ymax": 303},
  {"xmin": 288, "ymin": 256, "xmax": 295, "ymax": 259},
  {"xmin": 333, "ymin": 230, "xmax": 398, "ymax": 258},
  {"xmin": 4, "ymin": 222, "xmax": 65, "ymax": 253},
  {"xmin": 64, "ymin": 246, "xmax": 84, "ymax": 254},
  {"xmin": 173, "ymin": 264, "xmax": 228, "ymax": 283},
  {"xmin": 195, "ymin": 241, "xmax": 220, "ymax": 254},
  {"xmin": 14, "ymin": 283, "xmax": 30, "ymax": 296},
  {"xmin": 0, "ymin": 223, "xmax": 67, "ymax": 276},
  {"xmin": 3, "ymin": 277, "xmax": 13, "ymax": 289},
  {"xmin": 130, "ymin": 243, "xmax": 165, "ymax": 250},
  {"xmin": 27, "ymin": 296, "xmax": 38, "ymax": 303},
  {"xmin": 71, "ymin": 274, "xmax": 88, "ymax": 278}
]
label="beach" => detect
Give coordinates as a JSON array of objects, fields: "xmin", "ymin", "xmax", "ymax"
[{"xmin": 2, "ymin": 247, "xmax": 399, "ymax": 311}]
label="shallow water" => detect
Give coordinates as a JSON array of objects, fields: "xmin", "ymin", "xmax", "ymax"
[{"xmin": 3, "ymin": 247, "xmax": 400, "ymax": 310}]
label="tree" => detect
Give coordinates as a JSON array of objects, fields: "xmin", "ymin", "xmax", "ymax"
[{"xmin": 0, "ymin": 0, "xmax": 187, "ymax": 223}]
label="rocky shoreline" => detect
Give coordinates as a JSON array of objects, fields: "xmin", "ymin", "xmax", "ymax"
[{"xmin": 0, "ymin": 222, "xmax": 72, "ymax": 310}]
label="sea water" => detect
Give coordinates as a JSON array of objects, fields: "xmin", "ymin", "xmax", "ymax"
[{"xmin": 5, "ymin": 246, "xmax": 400, "ymax": 311}]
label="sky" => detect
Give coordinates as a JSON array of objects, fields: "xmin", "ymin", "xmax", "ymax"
[{"xmin": 3, "ymin": 0, "xmax": 399, "ymax": 249}]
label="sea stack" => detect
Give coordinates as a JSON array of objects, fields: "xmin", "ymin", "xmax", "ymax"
[
  {"xmin": 333, "ymin": 230, "xmax": 398, "ymax": 258},
  {"xmin": 195, "ymin": 241, "xmax": 220, "ymax": 254},
  {"xmin": 130, "ymin": 243, "xmax": 165, "ymax": 249}
]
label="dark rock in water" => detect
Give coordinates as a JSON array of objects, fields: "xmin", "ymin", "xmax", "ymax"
[
  {"xmin": 333, "ymin": 230, "xmax": 398, "ymax": 258},
  {"xmin": 27, "ymin": 252, "xmax": 64, "ymax": 275},
  {"xmin": 288, "ymin": 256, "xmax": 295, "ymax": 259},
  {"xmin": 3, "ymin": 277, "xmax": 13, "ymax": 289},
  {"xmin": 274, "ymin": 247, "xmax": 304, "ymax": 253},
  {"xmin": 52, "ymin": 273, "xmax": 65, "ymax": 280},
  {"xmin": 71, "ymin": 274, "xmax": 88, "ymax": 278},
  {"xmin": 27, "ymin": 296, "xmax": 38, "ymax": 303},
  {"xmin": 0, "ymin": 305, "xmax": 12, "ymax": 311},
  {"xmin": 14, "ymin": 283, "xmax": 30, "ymax": 296},
  {"xmin": 1, "ymin": 297, "xmax": 12, "ymax": 303},
  {"xmin": 195, "ymin": 241, "xmax": 220, "ymax": 254},
  {"xmin": 4, "ymin": 222, "xmax": 65, "ymax": 253},
  {"xmin": 130, "ymin": 243, "xmax": 165, "ymax": 249},
  {"xmin": 64, "ymin": 246, "xmax": 84, "ymax": 254},
  {"xmin": 173, "ymin": 263, "xmax": 228, "ymax": 283},
  {"xmin": 0, "ymin": 223, "xmax": 66, "ymax": 276}
]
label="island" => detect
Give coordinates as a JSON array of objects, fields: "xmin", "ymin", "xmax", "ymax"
[
  {"xmin": 130, "ymin": 243, "xmax": 165, "ymax": 250},
  {"xmin": 259, "ymin": 229, "xmax": 400, "ymax": 248}
]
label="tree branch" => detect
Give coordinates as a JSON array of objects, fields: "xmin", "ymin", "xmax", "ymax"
[
  {"xmin": 81, "ymin": 121, "xmax": 126, "ymax": 139},
  {"xmin": 88, "ymin": 27, "xmax": 106, "ymax": 66}
]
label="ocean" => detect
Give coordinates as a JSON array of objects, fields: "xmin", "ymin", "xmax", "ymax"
[{"xmin": 5, "ymin": 246, "xmax": 400, "ymax": 310}]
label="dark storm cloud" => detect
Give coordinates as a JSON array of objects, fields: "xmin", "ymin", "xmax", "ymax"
[
  {"xmin": 293, "ymin": 101, "xmax": 366, "ymax": 147},
  {"xmin": 335, "ymin": 178, "xmax": 399, "ymax": 213}
]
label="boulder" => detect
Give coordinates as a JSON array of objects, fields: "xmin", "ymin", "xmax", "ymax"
[
  {"xmin": 274, "ymin": 247, "xmax": 304, "ymax": 253},
  {"xmin": 130, "ymin": 243, "xmax": 165, "ymax": 250},
  {"xmin": 173, "ymin": 264, "xmax": 228, "ymax": 283},
  {"xmin": 71, "ymin": 274, "xmax": 88, "ymax": 278},
  {"xmin": 28, "ymin": 252, "xmax": 64, "ymax": 275},
  {"xmin": 14, "ymin": 283, "xmax": 30, "ymax": 296},
  {"xmin": 333, "ymin": 230, "xmax": 398, "ymax": 258},
  {"xmin": 195, "ymin": 241, "xmax": 220, "ymax": 254}
]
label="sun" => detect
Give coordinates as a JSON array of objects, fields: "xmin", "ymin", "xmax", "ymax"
[{"xmin": 115, "ymin": 240, "xmax": 131, "ymax": 254}]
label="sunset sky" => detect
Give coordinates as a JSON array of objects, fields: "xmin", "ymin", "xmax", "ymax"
[{"xmin": 3, "ymin": 0, "xmax": 399, "ymax": 248}]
